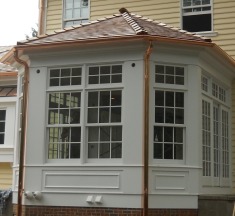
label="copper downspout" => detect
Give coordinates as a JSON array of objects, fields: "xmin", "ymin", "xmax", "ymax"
[
  {"xmin": 38, "ymin": 0, "xmax": 46, "ymax": 35},
  {"xmin": 14, "ymin": 49, "xmax": 29, "ymax": 216},
  {"xmin": 143, "ymin": 41, "xmax": 153, "ymax": 216}
]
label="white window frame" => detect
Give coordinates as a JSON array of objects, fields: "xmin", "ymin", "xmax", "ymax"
[
  {"xmin": 181, "ymin": 0, "xmax": 214, "ymax": 33},
  {"xmin": 201, "ymin": 74, "xmax": 230, "ymax": 187},
  {"xmin": 152, "ymin": 63, "xmax": 187, "ymax": 164},
  {"xmin": 0, "ymin": 109, "xmax": 6, "ymax": 145},
  {"xmin": 63, "ymin": 0, "xmax": 90, "ymax": 28},
  {"xmin": 46, "ymin": 63, "xmax": 123, "ymax": 163}
]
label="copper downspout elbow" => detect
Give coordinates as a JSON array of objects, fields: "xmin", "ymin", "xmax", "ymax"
[
  {"xmin": 14, "ymin": 49, "xmax": 29, "ymax": 216},
  {"xmin": 143, "ymin": 41, "xmax": 153, "ymax": 216}
]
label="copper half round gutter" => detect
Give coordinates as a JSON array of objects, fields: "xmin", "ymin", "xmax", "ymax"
[
  {"xmin": 14, "ymin": 49, "xmax": 29, "ymax": 216},
  {"xmin": 143, "ymin": 41, "xmax": 153, "ymax": 216},
  {"xmin": 38, "ymin": 0, "xmax": 46, "ymax": 36}
]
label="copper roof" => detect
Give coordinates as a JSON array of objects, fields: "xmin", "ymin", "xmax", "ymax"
[
  {"xmin": 0, "ymin": 63, "xmax": 18, "ymax": 73},
  {"xmin": 17, "ymin": 8, "xmax": 211, "ymax": 46},
  {"xmin": 0, "ymin": 46, "xmax": 13, "ymax": 59},
  {"xmin": 0, "ymin": 87, "xmax": 17, "ymax": 97}
]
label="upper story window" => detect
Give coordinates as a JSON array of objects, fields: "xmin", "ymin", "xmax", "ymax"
[
  {"xmin": 182, "ymin": 0, "xmax": 212, "ymax": 32},
  {"xmin": 63, "ymin": 0, "xmax": 89, "ymax": 28},
  {"xmin": 0, "ymin": 110, "xmax": 6, "ymax": 145}
]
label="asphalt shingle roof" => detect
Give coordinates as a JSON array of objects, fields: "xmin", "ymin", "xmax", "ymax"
[{"xmin": 17, "ymin": 8, "xmax": 211, "ymax": 46}]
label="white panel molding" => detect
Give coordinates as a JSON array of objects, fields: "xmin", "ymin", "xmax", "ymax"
[{"xmin": 43, "ymin": 172, "xmax": 121, "ymax": 190}]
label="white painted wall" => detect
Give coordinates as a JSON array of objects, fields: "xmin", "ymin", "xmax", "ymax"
[{"xmin": 12, "ymin": 41, "xmax": 235, "ymax": 209}]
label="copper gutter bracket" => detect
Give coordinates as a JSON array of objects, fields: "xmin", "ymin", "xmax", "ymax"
[
  {"xmin": 13, "ymin": 49, "xmax": 29, "ymax": 216},
  {"xmin": 143, "ymin": 41, "xmax": 153, "ymax": 216}
]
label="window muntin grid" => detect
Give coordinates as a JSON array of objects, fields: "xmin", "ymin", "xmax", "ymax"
[
  {"xmin": 212, "ymin": 82, "xmax": 226, "ymax": 103},
  {"xmin": 87, "ymin": 90, "xmax": 122, "ymax": 159},
  {"xmin": 0, "ymin": 110, "xmax": 6, "ymax": 144},
  {"xmin": 222, "ymin": 110, "xmax": 229, "ymax": 178},
  {"xmin": 88, "ymin": 65, "xmax": 122, "ymax": 85},
  {"xmin": 213, "ymin": 104, "xmax": 219, "ymax": 177},
  {"xmin": 49, "ymin": 67, "xmax": 82, "ymax": 87},
  {"xmin": 182, "ymin": 0, "xmax": 211, "ymax": 13},
  {"xmin": 87, "ymin": 90, "xmax": 122, "ymax": 124},
  {"xmin": 202, "ymin": 100, "xmax": 211, "ymax": 176},
  {"xmin": 155, "ymin": 65, "xmax": 184, "ymax": 85},
  {"xmin": 64, "ymin": 0, "xmax": 89, "ymax": 27},
  {"xmin": 201, "ymin": 75, "xmax": 208, "ymax": 92},
  {"xmin": 88, "ymin": 126, "xmax": 122, "ymax": 159},
  {"xmin": 154, "ymin": 90, "xmax": 184, "ymax": 160},
  {"xmin": 48, "ymin": 92, "xmax": 81, "ymax": 159}
]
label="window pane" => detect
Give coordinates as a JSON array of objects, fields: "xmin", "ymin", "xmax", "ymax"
[
  {"xmin": 175, "ymin": 67, "xmax": 184, "ymax": 75},
  {"xmin": 111, "ymin": 108, "xmax": 121, "ymax": 122},
  {"xmin": 0, "ymin": 134, "xmax": 4, "ymax": 144},
  {"xmin": 166, "ymin": 75, "xmax": 174, "ymax": 84},
  {"xmin": 50, "ymin": 69, "xmax": 60, "ymax": 78},
  {"xmin": 88, "ymin": 92, "xmax": 98, "ymax": 107},
  {"xmin": 164, "ymin": 127, "xmax": 173, "ymax": 142},
  {"xmin": 100, "ymin": 143, "xmax": 110, "ymax": 158},
  {"xmin": 61, "ymin": 78, "xmax": 70, "ymax": 86},
  {"xmin": 175, "ymin": 92, "xmax": 184, "ymax": 107},
  {"xmin": 156, "ymin": 74, "xmax": 164, "ymax": 83},
  {"xmin": 164, "ymin": 144, "xmax": 173, "ymax": 159},
  {"xmin": 89, "ymin": 76, "xmax": 99, "ymax": 84},
  {"xmin": 0, "ymin": 110, "xmax": 6, "ymax": 121},
  {"xmin": 156, "ymin": 65, "xmax": 164, "ymax": 74},
  {"xmin": 89, "ymin": 67, "xmax": 99, "ymax": 75},
  {"xmin": 74, "ymin": 9, "xmax": 80, "ymax": 18},
  {"xmin": 65, "ymin": 0, "xmax": 73, "ymax": 8},
  {"xmin": 111, "ymin": 91, "xmax": 122, "ymax": 106},
  {"xmin": 88, "ymin": 143, "xmax": 98, "ymax": 158},
  {"xmin": 88, "ymin": 127, "xmax": 99, "ymax": 142},
  {"xmin": 100, "ymin": 66, "xmax": 110, "ymax": 74},
  {"xmin": 50, "ymin": 79, "xmax": 59, "ymax": 86},
  {"xmin": 175, "ymin": 109, "xmax": 184, "ymax": 124},
  {"xmin": 100, "ymin": 126, "xmax": 110, "ymax": 141},
  {"xmin": 59, "ymin": 109, "xmax": 69, "ymax": 124},
  {"xmin": 174, "ymin": 144, "xmax": 183, "ymax": 159},
  {"xmin": 70, "ymin": 92, "xmax": 80, "ymax": 107},
  {"xmin": 0, "ymin": 122, "xmax": 5, "ymax": 132},
  {"xmin": 72, "ymin": 67, "xmax": 81, "ymax": 76},
  {"xmin": 174, "ymin": 127, "xmax": 183, "ymax": 143},
  {"xmin": 154, "ymin": 143, "xmax": 163, "ymax": 159},
  {"xmin": 155, "ymin": 108, "xmax": 164, "ymax": 123},
  {"xmin": 61, "ymin": 68, "xmax": 70, "ymax": 77},
  {"xmin": 99, "ymin": 108, "xmax": 110, "ymax": 123},
  {"xmin": 71, "ymin": 127, "xmax": 81, "ymax": 142},
  {"xmin": 165, "ymin": 91, "xmax": 174, "ymax": 107},
  {"xmin": 165, "ymin": 108, "xmax": 174, "ymax": 123},
  {"xmin": 112, "ymin": 75, "xmax": 122, "ymax": 83},
  {"xmin": 88, "ymin": 108, "xmax": 98, "ymax": 123},
  {"xmin": 155, "ymin": 90, "xmax": 164, "ymax": 106},
  {"xmin": 111, "ymin": 143, "xmax": 122, "ymax": 158},
  {"xmin": 154, "ymin": 126, "xmax": 163, "ymax": 142},
  {"xmin": 70, "ymin": 143, "xmax": 80, "ymax": 158},
  {"xmin": 112, "ymin": 65, "xmax": 122, "ymax": 74},
  {"xmin": 100, "ymin": 75, "xmax": 110, "ymax": 84},
  {"xmin": 112, "ymin": 126, "xmax": 122, "ymax": 141},
  {"xmin": 71, "ymin": 77, "xmax": 81, "ymax": 85},
  {"xmin": 100, "ymin": 91, "xmax": 110, "ymax": 106}
]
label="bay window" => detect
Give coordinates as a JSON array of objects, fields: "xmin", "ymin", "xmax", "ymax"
[{"xmin": 47, "ymin": 64, "xmax": 122, "ymax": 160}]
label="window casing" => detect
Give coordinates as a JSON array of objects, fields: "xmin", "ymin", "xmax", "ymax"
[
  {"xmin": 153, "ymin": 64, "xmax": 186, "ymax": 161},
  {"xmin": 182, "ymin": 0, "xmax": 212, "ymax": 32},
  {"xmin": 47, "ymin": 64, "xmax": 123, "ymax": 160},
  {"xmin": 0, "ymin": 110, "xmax": 6, "ymax": 144},
  {"xmin": 201, "ymin": 74, "xmax": 230, "ymax": 186},
  {"xmin": 63, "ymin": 0, "xmax": 89, "ymax": 28}
]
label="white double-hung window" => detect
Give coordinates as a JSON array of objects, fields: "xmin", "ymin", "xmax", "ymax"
[
  {"xmin": 47, "ymin": 64, "xmax": 123, "ymax": 160},
  {"xmin": 153, "ymin": 64, "xmax": 185, "ymax": 161},
  {"xmin": 0, "ymin": 110, "xmax": 6, "ymax": 145},
  {"xmin": 182, "ymin": 0, "xmax": 212, "ymax": 32},
  {"xmin": 201, "ymin": 75, "xmax": 230, "ymax": 186},
  {"xmin": 63, "ymin": 0, "xmax": 89, "ymax": 28}
]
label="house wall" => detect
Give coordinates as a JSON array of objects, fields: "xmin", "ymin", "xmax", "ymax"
[
  {"xmin": 0, "ymin": 162, "xmax": 12, "ymax": 189},
  {"xmin": 11, "ymin": 42, "xmax": 235, "ymax": 214},
  {"xmin": 43, "ymin": 0, "xmax": 235, "ymax": 60}
]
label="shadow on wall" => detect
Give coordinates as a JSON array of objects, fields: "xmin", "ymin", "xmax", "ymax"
[{"xmin": 198, "ymin": 195, "xmax": 235, "ymax": 216}]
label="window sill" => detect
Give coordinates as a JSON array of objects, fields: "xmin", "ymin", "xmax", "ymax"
[{"xmin": 195, "ymin": 31, "xmax": 218, "ymax": 37}]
